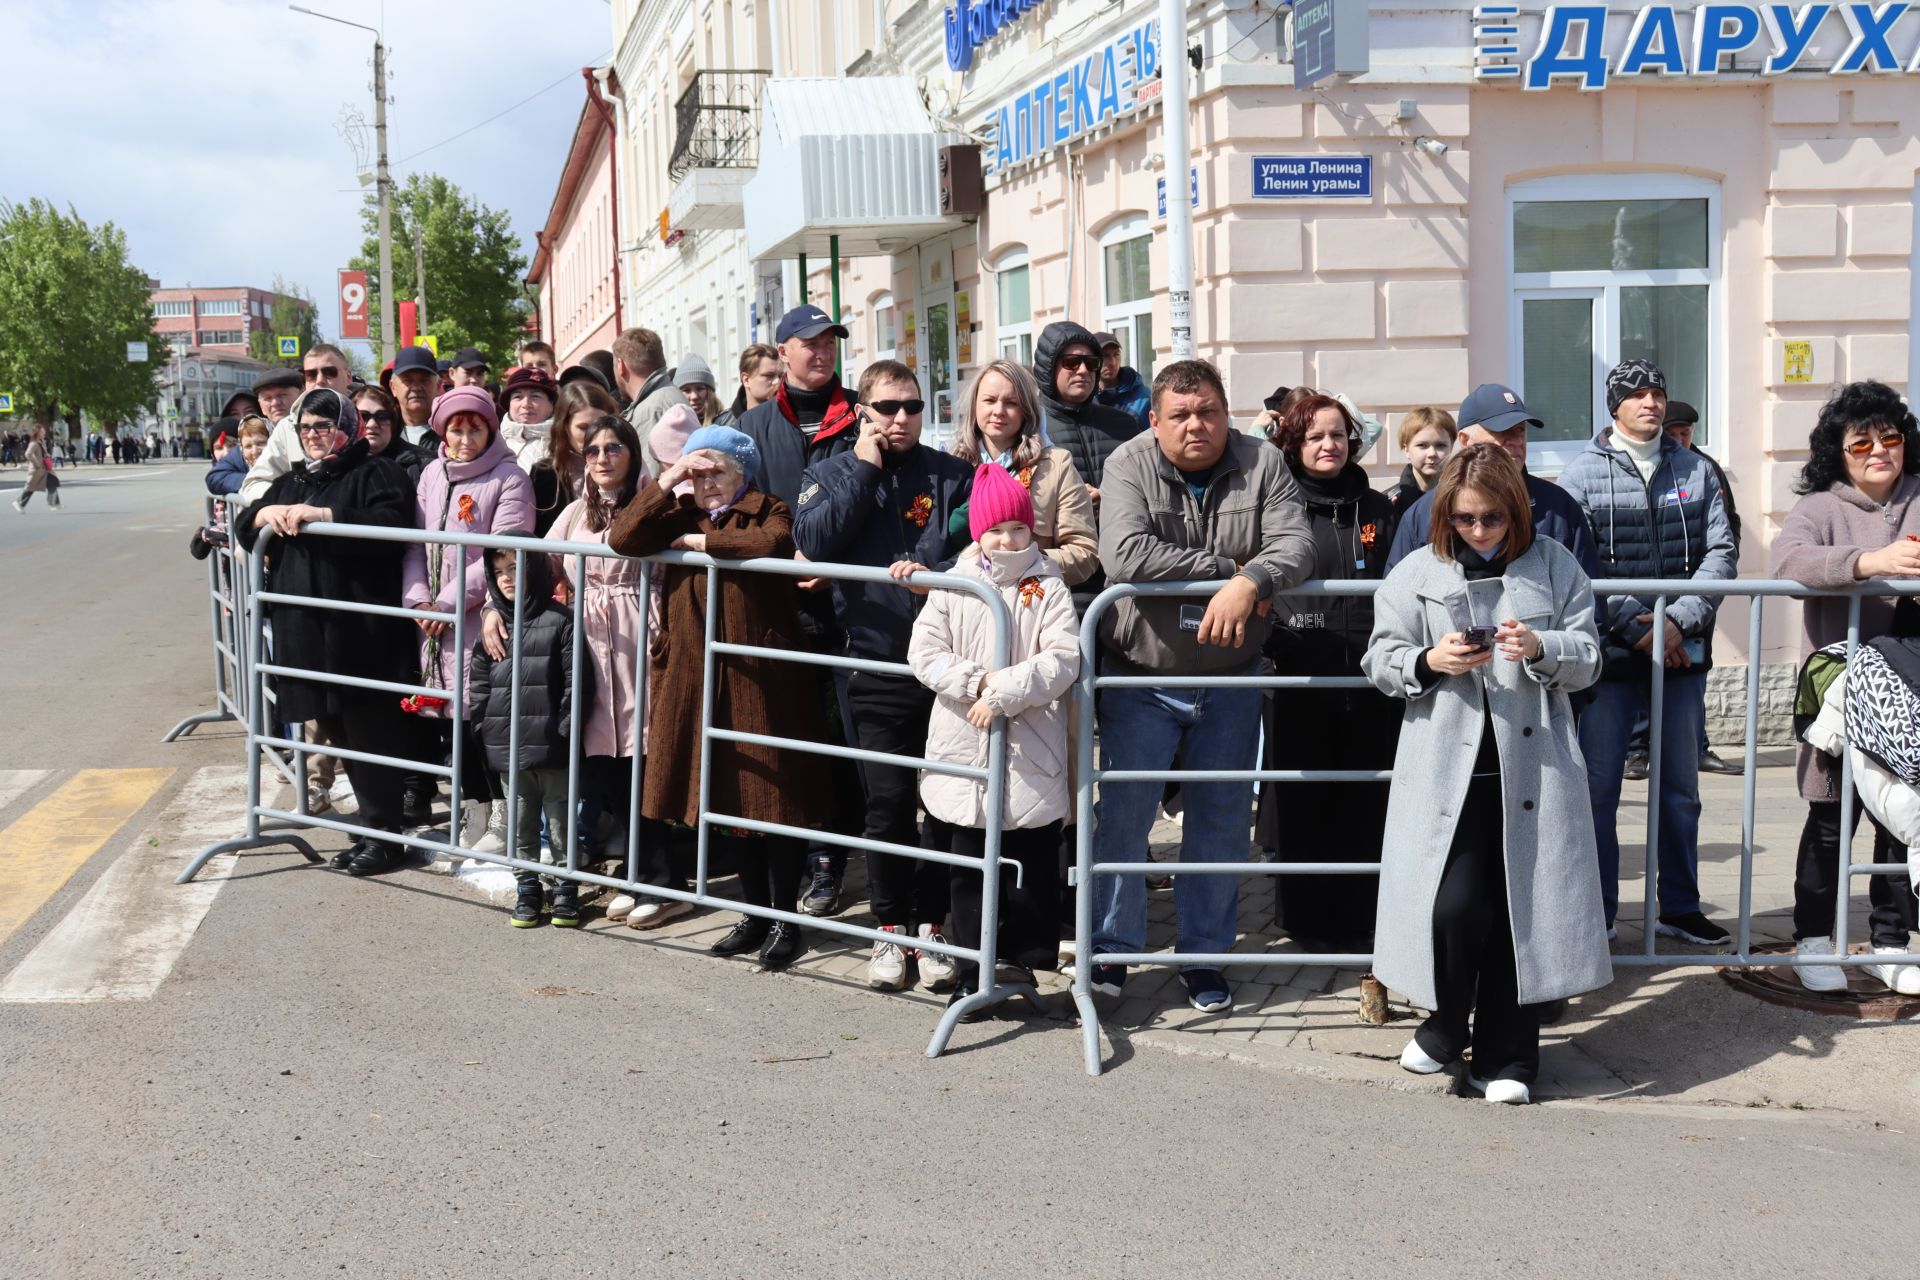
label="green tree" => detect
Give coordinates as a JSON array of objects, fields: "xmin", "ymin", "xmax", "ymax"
[
  {"xmin": 0, "ymin": 199, "xmax": 165, "ymax": 437},
  {"xmin": 247, "ymin": 274, "xmax": 323, "ymax": 366},
  {"xmin": 350, "ymin": 173, "xmax": 529, "ymax": 366}
]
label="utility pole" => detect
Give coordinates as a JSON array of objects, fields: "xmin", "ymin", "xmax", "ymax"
[
  {"xmin": 1160, "ymin": 0, "xmax": 1194, "ymax": 361},
  {"xmin": 413, "ymin": 214, "xmax": 427, "ymax": 335},
  {"xmin": 374, "ymin": 37, "xmax": 395, "ymax": 367}
]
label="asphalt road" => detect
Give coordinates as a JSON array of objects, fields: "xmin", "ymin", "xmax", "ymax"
[{"xmin": 0, "ymin": 464, "xmax": 1914, "ymax": 1279}]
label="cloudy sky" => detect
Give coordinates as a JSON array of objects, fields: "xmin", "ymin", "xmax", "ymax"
[{"xmin": 3, "ymin": 0, "xmax": 614, "ymax": 349}]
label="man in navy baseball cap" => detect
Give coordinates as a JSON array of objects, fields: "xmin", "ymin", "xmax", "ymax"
[{"xmin": 775, "ymin": 303, "xmax": 850, "ymax": 344}]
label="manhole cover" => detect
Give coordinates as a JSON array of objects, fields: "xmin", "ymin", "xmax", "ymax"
[{"xmin": 1719, "ymin": 943, "xmax": 1920, "ymax": 1020}]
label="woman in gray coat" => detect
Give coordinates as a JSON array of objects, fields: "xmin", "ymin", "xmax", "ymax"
[{"xmin": 1363, "ymin": 445, "xmax": 1610, "ymax": 1104}]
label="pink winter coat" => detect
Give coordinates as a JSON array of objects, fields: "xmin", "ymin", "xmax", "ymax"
[
  {"xmin": 908, "ymin": 542, "xmax": 1080, "ymax": 829},
  {"xmin": 402, "ymin": 432, "xmax": 536, "ymax": 712},
  {"xmin": 546, "ymin": 497, "xmax": 650, "ymax": 760}
]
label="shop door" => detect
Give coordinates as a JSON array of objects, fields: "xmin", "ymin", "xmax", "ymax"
[{"xmin": 922, "ymin": 286, "xmax": 955, "ymax": 452}]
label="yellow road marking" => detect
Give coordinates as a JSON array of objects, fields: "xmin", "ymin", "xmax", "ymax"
[{"xmin": 0, "ymin": 769, "xmax": 173, "ymax": 946}]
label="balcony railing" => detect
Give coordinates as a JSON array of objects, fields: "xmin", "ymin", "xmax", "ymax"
[{"xmin": 668, "ymin": 69, "xmax": 770, "ymax": 182}]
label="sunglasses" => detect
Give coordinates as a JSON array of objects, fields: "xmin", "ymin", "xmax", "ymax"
[
  {"xmin": 296, "ymin": 422, "xmax": 340, "ymax": 436},
  {"xmin": 367, "ymin": 410, "xmax": 397, "ymax": 427},
  {"xmin": 1447, "ymin": 511, "xmax": 1509, "ymax": 532},
  {"xmin": 1056, "ymin": 354, "xmax": 1097, "ymax": 372},
  {"xmin": 302, "ymin": 365, "xmax": 342, "ymax": 382},
  {"xmin": 1844, "ymin": 431, "xmax": 1906, "ymax": 457},
  {"xmin": 584, "ymin": 442, "xmax": 626, "ymax": 459},
  {"xmin": 867, "ymin": 399, "xmax": 924, "ymax": 417}
]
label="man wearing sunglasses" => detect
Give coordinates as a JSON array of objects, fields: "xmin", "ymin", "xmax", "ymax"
[
  {"xmin": 1559, "ymin": 358, "xmax": 1738, "ymax": 949},
  {"xmin": 237, "ymin": 344, "xmax": 362, "ymax": 503},
  {"xmin": 793, "ymin": 358, "xmax": 973, "ymax": 982},
  {"xmin": 1030, "ymin": 321, "xmax": 1144, "ymax": 612}
]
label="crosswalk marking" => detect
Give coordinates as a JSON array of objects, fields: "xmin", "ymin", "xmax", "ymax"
[
  {"xmin": 0, "ymin": 770, "xmax": 51, "ymax": 817},
  {"xmin": 0, "ymin": 767, "xmax": 244, "ymax": 1003},
  {"xmin": 0, "ymin": 767, "xmax": 173, "ymax": 948}
]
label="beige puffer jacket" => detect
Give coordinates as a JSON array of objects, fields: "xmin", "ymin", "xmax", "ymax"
[{"xmin": 908, "ymin": 542, "xmax": 1081, "ymax": 829}]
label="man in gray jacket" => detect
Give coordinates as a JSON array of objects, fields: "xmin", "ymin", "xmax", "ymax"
[
  {"xmin": 1557, "ymin": 359, "xmax": 1738, "ymax": 947},
  {"xmin": 1084, "ymin": 359, "xmax": 1315, "ymax": 1011}
]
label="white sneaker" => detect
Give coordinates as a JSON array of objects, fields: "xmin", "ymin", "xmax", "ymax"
[
  {"xmin": 1868, "ymin": 946, "xmax": 1920, "ymax": 995},
  {"xmin": 868, "ymin": 925, "xmax": 909, "ymax": 990},
  {"xmin": 465, "ymin": 799, "xmax": 508, "ymax": 853},
  {"xmin": 625, "ymin": 898, "xmax": 693, "ymax": 930},
  {"xmin": 1399, "ymin": 1039, "xmax": 1450, "ymax": 1075},
  {"xmin": 604, "ymin": 894, "xmax": 638, "ymax": 922},
  {"xmin": 305, "ymin": 785, "xmax": 333, "ymax": 815},
  {"xmin": 1794, "ymin": 937, "xmax": 1848, "ymax": 993},
  {"xmin": 1469, "ymin": 1076, "xmax": 1532, "ymax": 1104},
  {"xmin": 915, "ymin": 923, "xmax": 960, "ymax": 992}
]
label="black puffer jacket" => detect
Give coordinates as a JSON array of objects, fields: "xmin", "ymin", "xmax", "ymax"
[
  {"xmin": 1032, "ymin": 321, "xmax": 1143, "ymax": 492},
  {"xmin": 374, "ymin": 432, "xmax": 431, "ymax": 490},
  {"xmin": 467, "ymin": 550, "xmax": 578, "ymax": 772}
]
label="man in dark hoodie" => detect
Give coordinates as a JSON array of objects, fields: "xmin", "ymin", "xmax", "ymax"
[{"xmin": 1032, "ymin": 320, "xmax": 1144, "ymax": 610}]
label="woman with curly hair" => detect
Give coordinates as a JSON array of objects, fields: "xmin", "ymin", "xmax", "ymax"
[
  {"xmin": 1771, "ymin": 379, "xmax": 1920, "ymax": 994},
  {"xmin": 1254, "ymin": 393, "xmax": 1401, "ymax": 951}
]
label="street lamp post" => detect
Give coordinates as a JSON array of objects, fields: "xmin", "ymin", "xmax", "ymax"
[{"xmin": 290, "ymin": 5, "xmax": 395, "ymax": 367}]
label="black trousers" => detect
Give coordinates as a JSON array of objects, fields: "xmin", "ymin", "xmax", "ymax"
[
  {"xmin": 724, "ymin": 833, "xmax": 806, "ymax": 915},
  {"xmin": 811, "ymin": 664, "xmax": 864, "ymax": 882},
  {"xmin": 1414, "ymin": 773, "xmax": 1540, "ymax": 1085},
  {"xmin": 584, "ymin": 754, "xmax": 677, "ymax": 888},
  {"xmin": 1794, "ymin": 798, "xmax": 1918, "ymax": 948},
  {"xmin": 840, "ymin": 670, "xmax": 947, "ymax": 929},
  {"xmin": 315, "ymin": 700, "xmax": 415, "ymax": 836},
  {"xmin": 949, "ymin": 822, "xmax": 1062, "ymax": 981}
]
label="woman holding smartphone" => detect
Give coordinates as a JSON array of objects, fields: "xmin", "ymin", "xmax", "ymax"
[{"xmin": 1363, "ymin": 444, "xmax": 1610, "ymax": 1104}]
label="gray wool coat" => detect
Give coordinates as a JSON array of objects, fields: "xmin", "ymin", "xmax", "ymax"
[{"xmin": 1361, "ymin": 537, "xmax": 1614, "ymax": 1008}]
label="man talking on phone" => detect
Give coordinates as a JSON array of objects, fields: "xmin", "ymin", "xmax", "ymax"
[{"xmin": 1082, "ymin": 359, "xmax": 1314, "ymax": 1013}]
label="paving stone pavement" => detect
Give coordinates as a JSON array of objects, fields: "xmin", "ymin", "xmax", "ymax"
[{"xmin": 292, "ymin": 746, "xmax": 1920, "ymax": 1117}]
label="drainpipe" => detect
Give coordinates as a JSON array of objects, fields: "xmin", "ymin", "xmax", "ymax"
[{"xmin": 585, "ymin": 67, "xmax": 625, "ymax": 334}]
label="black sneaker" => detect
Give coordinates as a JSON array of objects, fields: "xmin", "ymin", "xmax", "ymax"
[
  {"xmin": 1088, "ymin": 963, "xmax": 1125, "ymax": 998},
  {"xmin": 1182, "ymin": 968, "xmax": 1232, "ymax": 1013},
  {"xmin": 758, "ymin": 921, "xmax": 804, "ymax": 970},
  {"xmin": 548, "ymin": 882, "xmax": 581, "ymax": 928},
  {"xmin": 798, "ymin": 867, "xmax": 840, "ymax": 917},
  {"xmin": 510, "ymin": 879, "xmax": 544, "ymax": 929},
  {"xmin": 1622, "ymin": 751, "xmax": 1650, "ymax": 781},
  {"xmin": 1656, "ymin": 912, "xmax": 1730, "ymax": 946}
]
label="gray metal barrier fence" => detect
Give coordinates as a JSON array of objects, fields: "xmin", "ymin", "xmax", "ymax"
[
  {"xmin": 1070, "ymin": 577, "xmax": 1920, "ymax": 1076},
  {"xmin": 177, "ymin": 519, "xmax": 1030, "ymax": 1057},
  {"xmin": 164, "ymin": 494, "xmax": 251, "ymax": 742}
]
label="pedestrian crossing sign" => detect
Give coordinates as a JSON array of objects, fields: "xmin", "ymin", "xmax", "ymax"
[
  {"xmin": 277, "ymin": 336, "xmax": 300, "ymax": 357},
  {"xmin": 166, "ymin": 405, "xmax": 179, "ymax": 418},
  {"xmin": 418, "ymin": 335, "xmax": 439, "ymax": 358},
  {"xmin": 0, "ymin": 393, "xmax": 12, "ymax": 414}
]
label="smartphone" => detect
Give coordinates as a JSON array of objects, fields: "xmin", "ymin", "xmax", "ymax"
[
  {"xmin": 1178, "ymin": 604, "xmax": 1206, "ymax": 633},
  {"xmin": 1462, "ymin": 625, "xmax": 1496, "ymax": 652}
]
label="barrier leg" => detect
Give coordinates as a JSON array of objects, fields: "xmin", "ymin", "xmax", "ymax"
[
  {"xmin": 1072, "ymin": 674, "xmax": 1105, "ymax": 1076},
  {"xmin": 177, "ymin": 831, "xmax": 320, "ymax": 884},
  {"xmin": 163, "ymin": 709, "xmax": 233, "ymax": 743}
]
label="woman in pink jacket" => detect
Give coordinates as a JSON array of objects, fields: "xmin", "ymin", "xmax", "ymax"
[
  {"xmin": 908, "ymin": 462, "xmax": 1080, "ymax": 1013},
  {"xmin": 403, "ymin": 386, "xmax": 536, "ymax": 847}
]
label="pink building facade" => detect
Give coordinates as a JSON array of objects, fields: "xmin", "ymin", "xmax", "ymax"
[{"xmin": 529, "ymin": 74, "xmax": 625, "ymax": 368}]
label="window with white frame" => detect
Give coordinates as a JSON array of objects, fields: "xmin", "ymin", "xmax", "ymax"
[
  {"xmin": 198, "ymin": 330, "xmax": 244, "ymax": 346},
  {"xmin": 993, "ymin": 248, "xmax": 1032, "ymax": 364},
  {"xmin": 154, "ymin": 300, "xmax": 190, "ymax": 317},
  {"xmin": 1508, "ymin": 175, "xmax": 1720, "ymax": 463},
  {"xmin": 198, "ymin": 298, "xmax": 243, "ymax": 316},
  {"xmin": 1099, "ymin": 216, "xmax": 1154, "ymax": 383},
  {"xmin": 871, "ymin": 292, "xmax": 898, "ymax": 361}
]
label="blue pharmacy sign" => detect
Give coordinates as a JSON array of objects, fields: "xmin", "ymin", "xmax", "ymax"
[
  {"xmin": 983, "ymin": 19, "xmax": 1162, "ymax": 175},
  {"xmin": 945, "ymin": 0, "xmax": 1050, "ymax": 72},
  {"xmin": 1252, "ymin": 155, "xmax": 1373, "ymax": 199},
  {"xmin": 1292, "ymin": 0, "xmax": 1370, "ymax": 89}
]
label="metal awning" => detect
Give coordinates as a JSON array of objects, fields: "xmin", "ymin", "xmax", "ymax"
[{"xmin": 742, "ymin": 76, "xmax": 971, "ymax": 261}]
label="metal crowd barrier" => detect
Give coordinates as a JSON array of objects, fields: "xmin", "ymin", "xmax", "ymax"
[
  {"xmin": 1069, "ymin": 577, "xmax": 1920, "ymax": 1076},
  {"xmin": 164, "ymin": 494, "xmax": 251, "ymax": 742},
  {"xmin": 176, "ymin": 520, "xmax": 1025, "ymax": 1057}
]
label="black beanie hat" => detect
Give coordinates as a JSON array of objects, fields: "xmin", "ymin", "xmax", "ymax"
[{"xmin": 1605, "ymin": 359, "xmax": 1666, "ymax": 417}]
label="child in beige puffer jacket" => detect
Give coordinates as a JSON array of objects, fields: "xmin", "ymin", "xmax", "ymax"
[{"xmin": 908, "ymin": 461, "xmax": 1080, "ymax": 1008}]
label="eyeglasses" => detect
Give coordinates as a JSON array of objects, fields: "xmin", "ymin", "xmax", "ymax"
[
  {"xmin": 1447, "ymin": 510, "xmax": 1509, "ymax": 532},
  {"xmin": 583, "ymin": 442, "xmax": 626, "ymax": 459},
  {"xmin": 867, "ymin": 399, "xmax": 924, "ymax": 417},
  {"xmin": 296, "ymin": 422, "xmax": 339, "ymax": 436},
  {"xmin": 1844, "ymin": 431, "xmax": 1906, "ymax": 457},
  {"xmin": 1056, "ymin": 355, "xmax": 1097, "ymax": 372},
  {"xmin": 302, "ymin": 365, "xmax": 342, "ymax": 383}
]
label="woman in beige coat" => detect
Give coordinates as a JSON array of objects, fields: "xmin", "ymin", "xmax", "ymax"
[
  {"xmin": 950, "ymin": 359, "xmax": 1097, "ymax": 587},
  {"xmin": 910, "ymin": 462, "xmax": 1080, "ymax": 1008}
]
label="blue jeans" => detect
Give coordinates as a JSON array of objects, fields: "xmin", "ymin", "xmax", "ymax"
[
  {"xmin": 1091, "ymin": 681, "xmax": 1263, "ymax": 968},
  {"xmin": 1578, "ymin": 672, "xmax": 1706, "ymax": 923}
]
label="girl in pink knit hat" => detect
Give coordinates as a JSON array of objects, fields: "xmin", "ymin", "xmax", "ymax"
[{"xmin": 907, "ymin": 460, "xmax": 1081, "ymax": 1016}]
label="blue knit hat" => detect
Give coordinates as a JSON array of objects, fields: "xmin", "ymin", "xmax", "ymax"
[{"xmin": 682, "ymin": 425, "xmax": 761, "ymax": 488}]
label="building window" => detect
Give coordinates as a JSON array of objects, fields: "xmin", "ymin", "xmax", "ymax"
[
  {"xmin": 198, "ymin": 299, "xmax": 243, "ymax": 316},
  {"xmin": 1508, "ymin": 175, "xmax": 1720, "ymax": 463},
  {"xmin": 871, "ymin": 292, "xmax": 897, "ymax": 361},
  {"xmin": 993, "ymin": 248, "xmax": 1032, "ymax": 364},
  {"xmin": 1099, "ymin": 216, "xmax": 1154, "ymax": 382},
  {"xmin": 198, "ymin": 329, "xmax": 244, "ymax": 346},
  {"xmin": 154, "ymin": 300, "xmax": 191, "ymax": 317}
]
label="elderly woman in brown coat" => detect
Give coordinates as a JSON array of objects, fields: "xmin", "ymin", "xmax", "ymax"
[{"xmin": 609, "ymin": 424, "xmax": 832, "ymax": 969}]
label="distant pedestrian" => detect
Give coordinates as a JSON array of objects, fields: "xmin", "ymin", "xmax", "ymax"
[
  {"xmin": 13, "ymin": 425, "xmax": 61, "ymax": 512},
  {"xmin": 1091, "ymin": 331, "xmax": 1150, "ymax": 433},
  {"xmin": 713, "ymin": 344, "xmax": 779, "ymax": 427}
]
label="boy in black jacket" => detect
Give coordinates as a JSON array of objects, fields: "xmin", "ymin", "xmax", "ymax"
[{"xmin": 469, "ymin": 546, "xmax": 582, "ymax": 928}]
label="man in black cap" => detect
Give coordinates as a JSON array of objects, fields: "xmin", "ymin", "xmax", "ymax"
[
  {"xmin": 436, "ymin": 359, "xmax": 455, "ymax": 394},
  {"xmin": 390, "ymin": 346, "xmax": 441, "ymax": 447},
  {"xmin": 1384, "ymin": 382, "xmax": 1601, "ymax": 576},
  {"xmin": 735, "ymin": 302, "xmax": 867, "ymax": 917},
  {"xmin": 449, "ymin": 347, "xmax": 488, "ymax": 388},
  {"xmin": 1091, "ymin": 330, "xmax": 1151, "ymax": 432},
  {"xmin": 253, "ymin": 368, "xmax": 303, "ymax": 426}
]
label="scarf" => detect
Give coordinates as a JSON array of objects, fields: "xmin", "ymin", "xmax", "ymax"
[
  {"xmin": 775, "ymin": 378, "xmax": 858, "ymax": 443},
  {"xmin": 1457, "ymin": 541, "xmax": 1510, "ymax": 581}
]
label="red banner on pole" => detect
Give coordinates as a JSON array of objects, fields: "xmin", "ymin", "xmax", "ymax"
[
  {"xmin": 397, "ymin": 300, "xmax": 418, "ymax": 351},
  {"xmin": 338, "ymin": 269, "xmax": 370, "ymax": 341}
]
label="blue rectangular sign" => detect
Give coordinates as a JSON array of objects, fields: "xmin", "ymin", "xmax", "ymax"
[
  {"xmin": 1251, "ymin": 155, "xmax": 1373, "ymax": 199},
  {"xmin": 1156, "ymin": 167, "xmax": 1199, "ymax": 218}
]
